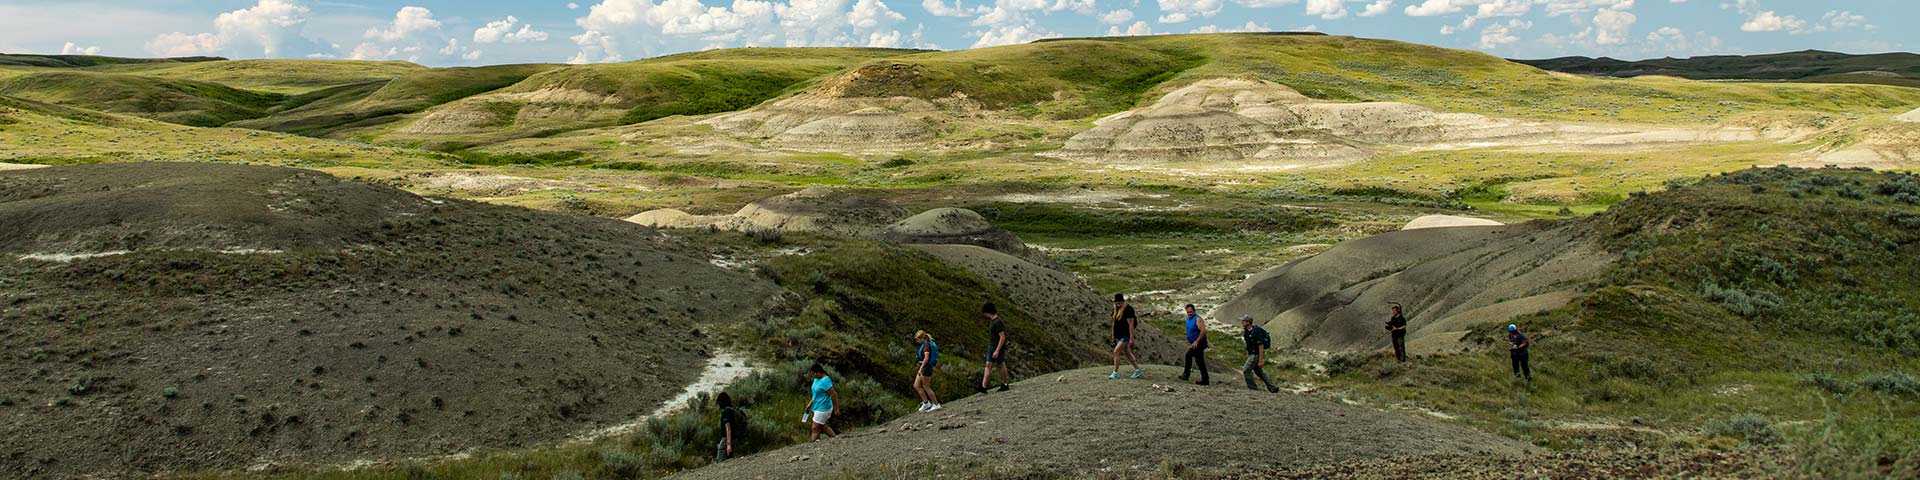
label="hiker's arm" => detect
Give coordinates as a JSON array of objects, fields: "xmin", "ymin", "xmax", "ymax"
[
  {"xmin": 829, "ymin": 387, "xmax": 839, "ymax": 415},
  {"xmin": 995, "ymin": 332, "xmax": 1006, "ymax": 355},
  {"xmin": 724, "ymin": 422, "xmax": 733, "ymax": 452}
]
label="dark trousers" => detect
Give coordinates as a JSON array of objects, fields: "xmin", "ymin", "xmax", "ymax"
[
  {"xmin": 1243, "ymin": 356, "xmax": 1276, "ymax": 390},
  {"xmin": 1181, "ymin": 341, "xmax": 1209, "ymax": 382},
  {"xmin": 1391, "ymin": 332, "xmax": 1407, "ymax": 362},
  {"xmin": 1510, "ymin": 350, "xmax": 1532, "ymax": 381}
]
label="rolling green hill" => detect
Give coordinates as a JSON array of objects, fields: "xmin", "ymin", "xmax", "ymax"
[
  {"xmin": 229, "ymin": 63, "xmax": 564, "ymax": 137},
  {"xmin": 0, "ymin": 71, "xmax": 283, "ymax": 127},
  {"xmin": 93, "ymin": 59, "xmax": 426, "ymax": 95},
  {"xmin": 1515, "ymin": 50, "xmax": 1920, "ymax": 88},
  {"xmin": 371, "ymin": 47, "xmax": 919, "ymax": 149}
]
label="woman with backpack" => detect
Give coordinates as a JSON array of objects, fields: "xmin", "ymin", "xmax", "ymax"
[{"xmin": 913, "ymin": 330, "xmax": 943, "ymax": 412}]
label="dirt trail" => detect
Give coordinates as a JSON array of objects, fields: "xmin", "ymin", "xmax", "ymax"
[{"xmin": 674, "ymin": 365, "xmax": 1528, "ymax": 479}]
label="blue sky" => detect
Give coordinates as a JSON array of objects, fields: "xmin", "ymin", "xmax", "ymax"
[{"xmin": 0, "ymin": 0, "xmax": 1907, "ymax": 66}]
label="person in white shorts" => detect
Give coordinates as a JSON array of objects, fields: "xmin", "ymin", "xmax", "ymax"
[{"xmin": 805, "ymin": 363, "xmax": 839, "ymax": 441}]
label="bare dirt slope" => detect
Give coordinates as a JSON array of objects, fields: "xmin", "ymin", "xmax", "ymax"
[
  {"xmin": 675, "ymin": 365, "xmax": 1529, "ymax": 479},
  {"xmin": 1215, "ymin": 222, "xmax": 1611, "ymax": 353},
  {"xmin": 0, "ymin": 163, "xmax": 781, "ymax": 478}
]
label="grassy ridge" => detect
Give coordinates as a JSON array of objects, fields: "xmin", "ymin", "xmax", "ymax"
[
  {"xmin": 1516, "ymin": 50, "xmax": 1920, "ymax": 88},
  {"xmin": 822, "ymin": 40, "xmax": 1208, "ymax": 118}
]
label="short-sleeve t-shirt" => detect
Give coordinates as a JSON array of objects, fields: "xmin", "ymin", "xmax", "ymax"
[
  {"xmin": 1387, "ymin": 314, "xmax": 1408, "ymax": 335},
  {"xmin": 987, "ymin": 317, "xmax": 1006, "ymax": 353},
  {"xmin": 720, "ymin": 407, "xmax": 741, "ymax": 436},
  {"xmin": 810, "ymin": 376, "xmax": 834, "ymax": 412},
  {"xmin": 1114, "ymin": 305, "xmax": 1137, "ymax": 338},
  {"xmin": 1507, "ymin": 332, "xmax": 1529, "ymax": 353}
]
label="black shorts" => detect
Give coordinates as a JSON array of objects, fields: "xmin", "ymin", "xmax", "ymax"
[
  {"xmin": 919, "ymin": 362, "xmax": 938, "ymax": 376},
  {"xmin": 987, "ymin": 349, "xmax": 1006, "ymax": 364}
]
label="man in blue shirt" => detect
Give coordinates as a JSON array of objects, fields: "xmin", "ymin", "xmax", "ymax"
[
  {"xmin": 1507, "ymin": 324, "xmax": 1532, "ymax": 382},
  {"xmin": 1178, "ymin": 304, "xmax": 1211, "ymax": 386},
  {"xmin": 1241, "ymin": 315, "xmax": 1280, "ymax": 393}
]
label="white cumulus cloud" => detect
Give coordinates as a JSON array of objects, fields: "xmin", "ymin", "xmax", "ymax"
[
  {"xmin": 364, "ymin": 6, "xmax": 441, "ymax": 42},
  {"xmin": 475, "ymin": 16, "xmax": 552, "ymax": 43},
  {"xmin": 60, "ymin": 42, "xmax": 102, "ymax": 55},
  {"xmin": 1108, "ymin": 20, "xmax": 1154, "ymax": 35},
  {"xmin": 1358, "ymin": 0, "xmax": 1392, "ymax": 16},
  {"xmin": 144, "ymin": 0, "xmax": 329, "ymax": 58}
]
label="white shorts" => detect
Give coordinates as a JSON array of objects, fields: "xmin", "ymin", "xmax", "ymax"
[{"xmin": 803, "ymin": 409, "xmax": 831, "ymax": 425}]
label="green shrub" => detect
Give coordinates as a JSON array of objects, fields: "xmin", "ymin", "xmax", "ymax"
[
  {"xmin": 1862, "ymin": 371, "xmax": 1920, "ymax": 397},
  {"xmin": 1705, "ymin": 413, "xmax": 1782, "ymax": 446},
  {"xmin": 1323, "ymin": 352, "xmax": 1370, "ymax": 376},
  {"xmin": 1801, "ymin": 372, "xmax": 1855, "ymax": 395}
]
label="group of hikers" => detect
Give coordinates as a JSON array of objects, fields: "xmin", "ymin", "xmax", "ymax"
[{"xmin": 715, "ymin": 293, "xmax": 1538, "ymax": 462}]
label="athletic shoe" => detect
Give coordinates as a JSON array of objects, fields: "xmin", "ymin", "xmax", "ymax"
[
  {"xmin": 917, "ymin": 402, "xmax": 931, "ymax": 412},
  {"xmin": 1130, "ymin": 369, "xmax": 1143, "ymax": 379},
  {"xmin": 975, "ymin": 385, "xmax": 989, "ymax": 394},
  {"xmin": 1196, "ymin": 380, "xmax": 1210, "ymax": 386},
  {"xmin": 1267, "ymin": 386, "xmax": 1281, "ymax": 393},
  {"xmin": 929, "ymin": 404, "xmax": 942, "ymax": 411},
  {"xmin": 997, "ymin": 384, "xmax": 1010, "ymax": 392},
  {"xmin": 1108, "ymin": 372, "xmax": 1119, "ymax": 380}
]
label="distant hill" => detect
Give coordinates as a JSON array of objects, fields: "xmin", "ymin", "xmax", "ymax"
[
  {"xmin": 0, "ymin": 53, "xmax": 223, "ymax": 68},
  {"xmin": 1514, "ymin": 50, "xmax": 1920, "ymax": 87}
]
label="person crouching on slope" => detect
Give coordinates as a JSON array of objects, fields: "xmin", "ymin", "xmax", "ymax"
[
  {"xmin": 1110, "ymin": 293, "xmax": 1143, "ymax": 380},
  {"xmin": 1507, "ymin": 324, "xmax": 1532, "ymax": 382},
  {"xmin": 913, "ymin": 331, "xmax": 943, "ymax": 412},
  {"xmin": 1241, "ymin": 315, "xmax": 1280, "ymax": 393},
  {"xmin": 1178, "ymin": 304, "xmax": 1210, "ymax": 385},
  {"xmin": 979, "ymin": 303, "xmax": 1012, "ymax": 393},
  {"xmin": 805, "ymin": 364, "xmax": 839, "ymax": 441}
]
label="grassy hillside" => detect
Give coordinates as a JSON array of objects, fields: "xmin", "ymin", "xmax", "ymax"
[
  {"xmin": 1318, "ymin": 166, "xmax": 1920, "ymax": 476},
  {"xmin": 814, "ymin": 40, "xmax": 1206, "ymax": 118},
  {"xmin": 0, "ymin": 94, "xmax": 449, "ymax": 169},
  {"xmin": 96, "ymin": 59, "xmax": 426, "ymax": 95},
  {"xmin": 231, "ymin": 64, "xmax": 563, "ymax": 136},
  {"xmin": 373, "ymin": 48, "xmax": 916, "ymax": 149},
  {"xmin": 1517, "ymin": 50, "xmax": 1920, "ymax": 88},
  {"xmin": 0, "ymin": 71, "xmax": 283, "ymax": 126}
]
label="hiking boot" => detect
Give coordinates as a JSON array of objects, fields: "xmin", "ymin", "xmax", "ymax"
[
  {"xmin": 997, "ymin": 384, "xmax": 1010, "ymax": 392},
  {"xmin": 1177, "ymin": 375, "xmax": 1189, "ymax": 382},
  {"xmin": 1196, "ymin": 380, "xmax": 1210, "ymax": 386},
  {"xmin": 1267, "ymin": 385, "xmax": 1281, "ymax": 393},
  {"xmin": 1129, "ymin": 369, "xmax": 1143, "ymax": 379},
  {"xmin": 976, "ymin": 385, "xmax": 989, "ymax": 394}
]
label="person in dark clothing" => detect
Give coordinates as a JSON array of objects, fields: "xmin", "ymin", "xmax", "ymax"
[
  {"xmin": 1109, "ymin": 293, "xmax": 1142, "ymax": 380},
  {"xmin": 1386, "ymin": 303, "xmax": 1409, "ymax": 363},
  {"xmin": 1240, "ymin": 315, "xmax": 1280, "ymax": 393},
  {"xmin": 978, "ymin": 303, "xmax": 1012, "ymax": 393},
  {"xmin": 1507, "ymin": 324, "xmax": 1532, "ymax": 382},
  {"xmin": 715, "ymin": 392, "xmax": 742, "ymax": 462},
  {"xmin": 1178, "ymin": 304, "xmax": 1210, "ymax": 385}
]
